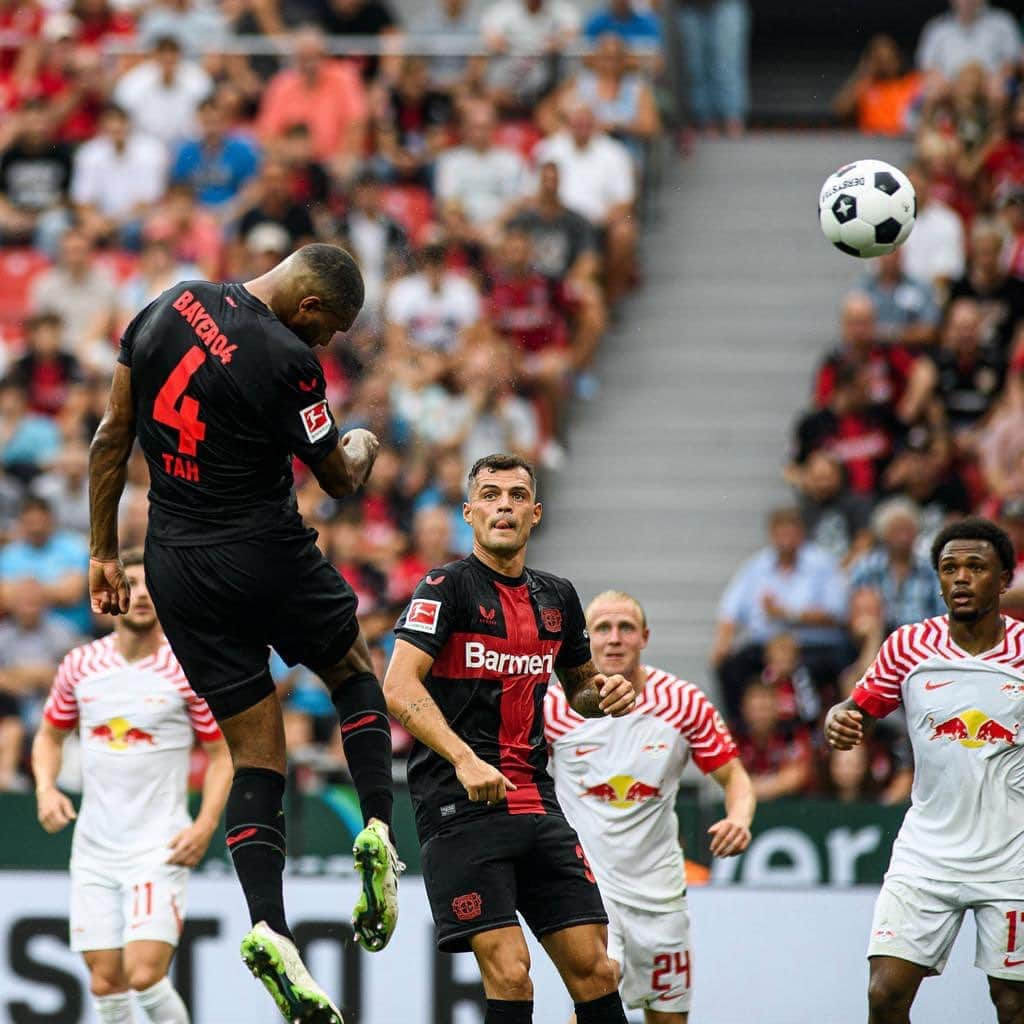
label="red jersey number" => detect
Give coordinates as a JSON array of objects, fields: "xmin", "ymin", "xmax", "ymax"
[{"xmin": 154, "ymin": 348, "xmax": 208, "ymax": 456}]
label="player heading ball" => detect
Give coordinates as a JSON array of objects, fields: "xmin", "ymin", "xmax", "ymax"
[{"xmin": 87, "ymin": 244, "xmax": 402, "ymax": 1024}]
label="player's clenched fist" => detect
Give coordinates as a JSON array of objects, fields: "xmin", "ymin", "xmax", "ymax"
[
  {"xmin": 341, "ymin": 428, "xmax": 380, "ymax": 488},
  {"xmin": 455, "ymin": 751, "xmax": 518, "ymax": 805},
  {"xmin": 89, "ymin": 557, "xmax": 130, "ymax": 616},
  {"xmin": 37, "ymin": 787, "xmax": 77, "ymax": 833},
  {"xmin": 825, "ymin": 705, "xmax": 864, "ymax": 750},
  {"xmin": 596, "ymin": 673, "xmax": 636, "ymax": 717}
]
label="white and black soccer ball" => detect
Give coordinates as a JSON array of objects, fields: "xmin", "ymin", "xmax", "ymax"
[{"xmin": 818, "ymin": 159, "xmax": 916, "ymax": 258}]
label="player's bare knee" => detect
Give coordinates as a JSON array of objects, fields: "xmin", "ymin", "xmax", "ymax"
[
  {"xmin": 89, "ymin": 968, "xmax": 128, "ymax": 997},
  {"xmin": 480, "ymin": 950, "xmax": 533, "ymax": 1000},
  {"xmin": 866, "ymin": 971, "xmax": 914, "ymax": 1019},
  {"xmin": 127, "ymin": 963, "xmax": 167, "ymax": 992}
]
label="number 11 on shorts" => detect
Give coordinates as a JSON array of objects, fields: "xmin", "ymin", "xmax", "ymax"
[
  {"xmin": 1006, "ymin": 911, "xmax": 1024, "ymax": 967},
  {"xmin": 133, "ymin": 881, "xmax": 153, "ymax": 921}
]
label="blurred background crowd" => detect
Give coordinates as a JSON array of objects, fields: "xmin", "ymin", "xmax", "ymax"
[
  {"xmin": 6, "ymin": 0, "xmax": 1024, "ymax": 817},
  {"xmin": 713, "ymin": 0, "xmax": 1024, "ymax": 806},
  {"xmin": 0, "ymin": 0, "xmax": 693, "ymax": 793}
]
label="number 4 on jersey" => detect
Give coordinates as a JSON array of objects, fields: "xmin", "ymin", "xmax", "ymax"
[{"xmin": 155, "ymin": 348, "xmax": 207, "ymax": 456}]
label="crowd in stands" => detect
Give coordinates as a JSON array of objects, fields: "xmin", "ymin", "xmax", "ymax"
[
  {"xmin": 0, "ymin": 0, "xmax": 690, "ymax": 792},
  {"xmin": 714, "ymin": 0, "xmax": 1024, "ymax": 804}
]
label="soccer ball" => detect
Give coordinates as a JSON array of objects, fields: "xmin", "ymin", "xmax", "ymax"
[{"xmin": 818, "ymin": 159, "xmax": 916, "ymax": 258}]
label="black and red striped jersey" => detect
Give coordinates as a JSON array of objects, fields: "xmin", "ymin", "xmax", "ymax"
[{"xmin": 394, "ymin": 553, "xmax": 591, "ymax": 839}]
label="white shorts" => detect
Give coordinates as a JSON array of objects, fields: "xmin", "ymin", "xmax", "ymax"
[
  {"xmin": 605, "ymin": 896, "xmax": 692, "ymax": 1013},
  {"xmin": 868, "ymin": 874, "xmax": 1024, "ymax": 981},
  {"xmin": 70, "ymin": 860, "xmax": 188, "ymax": 953}
]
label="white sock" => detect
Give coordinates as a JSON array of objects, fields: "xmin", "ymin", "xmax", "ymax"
[
  {"xmin": 135, "ymin": 977, "xmax": 190, "ymax": 1024},
  {"xmin": 94, "ymin": 991, "xmax": 134, "ymax": 1023}
]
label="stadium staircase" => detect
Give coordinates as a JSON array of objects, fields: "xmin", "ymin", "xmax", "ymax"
[{"xmin": 532, "ymin": 132, "xmax": 910, "ymax": 697}]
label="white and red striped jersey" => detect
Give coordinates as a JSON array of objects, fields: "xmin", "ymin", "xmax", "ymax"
[
  {"xmin": 854, "ymin": 614, "xmax": 1024, "ymax": 882},
  {"xmin": 545, "ymin": 665, "xmax": 738, "ymax": 911},
  {"xmin": 44, "ymin": 634, "xmax": 221, "ymax": 868}
]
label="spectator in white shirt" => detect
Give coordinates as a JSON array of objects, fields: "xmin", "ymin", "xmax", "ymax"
[
  {"xmin": 441, "ymin": 337, "xmax": 541, "ymax": 469},
  {"xmin": 70, "ymin": 104, "xmax": 168, "ymax": 250},
  {"xmin": 435, "ymin": 100, "xmax": 528, "ymax": 246},
  {"xmin": 112, "ymin": 35, "xmax": 213, "ymax": 150},
  {"xmin": 29, "ymin": 228, "xmax": 119, "ymax": 365},
  {"xmin": 385, "ymin": 242, "xmax": 481, "ymax": 371},
  {"xmin": 900, "ymin": 164, "xmax": 966, "ymax": 293},
  {"xmin": 483, "ymin": 0, "xmax": 581, "ymax": 113},
  {"xmin": 916, "ymin": 0, "xmax": 1022, "ymax": 98},
  {"xmin": 535, "ymin": 100, "xmax": 637, "ymax": 303}
]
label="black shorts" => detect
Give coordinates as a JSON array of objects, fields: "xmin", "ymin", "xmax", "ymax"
[
  {"xmin": 145, "ymin": 530, "xmax": 359, "ymax": 721},
  {"xmin": 421, "ymin": 811, "xmax": 607, "ymax": 953}
]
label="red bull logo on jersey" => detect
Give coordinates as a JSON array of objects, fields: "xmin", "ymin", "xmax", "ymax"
[
  {"xmin": 88, "ymin": 717, "xmax": 158, "ymax": 751},
  {"xmin": 580, "ymin": 774, "xmax": 662, "ymax": 808},
  {"xmin": 1000, "ymin": 681, "xmax": 1024, "ymax": 698},
  {"xmin": 928, "ymin": 708, "xmax": 1020, "ymax": 749}
]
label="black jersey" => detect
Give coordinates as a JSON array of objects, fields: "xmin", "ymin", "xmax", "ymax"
[
  {"xmin": 118, "ymin": 281, "xmax": 339, "ymax": 546},
  {"xmin": 394, "ymin": 554, "xmax": 591, "ymax": 839}
]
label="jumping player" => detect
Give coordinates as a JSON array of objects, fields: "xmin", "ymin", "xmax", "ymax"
[
  {"xmin": 826, "ymin": 517, "xmax": 1024, "ymax": 1024},
  {"xmin": 32, "ymin": 549, "xmax": 232, "ymax": 1024},
  {"xmin": 384, "ymin": 453, "xmax": 636, "ymax": 1024},
  {"xmin": 546, "ymin": 589, "xmax": 754, "ymax": 1023},
  {"xmin": 87, "ymin": 244, "xmax": 400, "ymax": 1023}
]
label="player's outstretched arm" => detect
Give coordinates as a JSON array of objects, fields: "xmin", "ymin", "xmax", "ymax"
[
  {"xmin": 88, "ymin": 363, "xmax": 135, "ymax": 615},
  {"xmin": 383, "ymin": 639, "xmax": 517, "ymax": 804},
  {"xmin": 556, "ymin": 660, "xmax": 636, "ymax": 718},
  {"xmin": 707, "ymin": 758, "xmax": 755, "ymax": 858},
  {"xmin": 309, "ymin": 428, "xmax": 380, "ymax": 498},
  {"xmin": 825, "ymin": 697, "xmax": 874, "ymax": 750},
  {"xmin": 31, "ymin": 720, "xmax": 77, "ymax": 834}
]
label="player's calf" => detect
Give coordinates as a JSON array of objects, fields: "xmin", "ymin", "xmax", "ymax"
[{"xmin": 866, "ymin": 957, "xmax": 924, "ymax": 1024}]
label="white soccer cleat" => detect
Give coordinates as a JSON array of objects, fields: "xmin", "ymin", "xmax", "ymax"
[{"xmin": 240, "ymin": 921, "xmax": 344, "ymax": 1023}]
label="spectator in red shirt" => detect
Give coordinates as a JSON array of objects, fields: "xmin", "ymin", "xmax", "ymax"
[
  {"xmin": 734, "ymin": 680, "xmax": 814, "ymax": 801},
  {"xmin": 327, "ymin": 511, "xmax": 388, "ymax": 616},
  {"xmin": 70, "ymin": 0, "xmax": 135, "ymax": 50},
  {"xmin": 488, "ymin": 226, "xmax": 573, "ymax": 382},
  {"xmin": 7, "ymin": 312, "xmax": 83, "ymax": 417},
  {"xmin": 0, "ymin": 0, "xmax": 44, "ymax": 78},
  {"xmin": 814, "ymin": 292, "xmax": 936, "ymax": 425},
  {"xmin": 387, "ymin": 505, "xmax": 454, "ymax": 605},
  {"xmin": 980, "ymin": 92, "xmax": 1024, "ymax": 196},
  {"xmin": 257, "ymin": 25, "xmax": 368, "ymax": 178},
  {"xmin": 794, "ymin": 361, "xmax": 902, "ymax": 496}
]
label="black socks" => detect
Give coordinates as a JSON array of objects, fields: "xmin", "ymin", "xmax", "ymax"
[
  {"xmin": 574, "ymin": 991, "xmax": 628, "ymax": 1024},
  {"xmin": 485, "ymin": 999, "xmax": 533, "ymax": 1023},
  {"xmin": 331, "ymin": 672, "xmax": 394, "ymax": 830},
  {"xmin": 225, "ymin": 767, "xmax": 290, "ymax": 939}
]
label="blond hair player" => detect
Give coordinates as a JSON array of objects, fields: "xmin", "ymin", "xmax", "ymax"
[
  {"xmin": 32, "ymin": 549, "xmax": 232, "ymax": 1024},
  {"xmin": 545, "ymin": 590, "xmax": 755, "ymax": 1023}
]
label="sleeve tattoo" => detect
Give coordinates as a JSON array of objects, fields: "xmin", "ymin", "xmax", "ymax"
[{"xmin": 557, "ymin": 660, "xmax": 604, "ymax": 718}]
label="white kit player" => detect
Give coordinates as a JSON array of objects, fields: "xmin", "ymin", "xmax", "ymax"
[
  {"xmin": 31, "ymin": 549, "xmax": 232, "ymax": 1024},
  {"xmin": 545, "ymin": 590, "xmax": 756, "ymax": 1023},
  {"xmin": 826, "ymin": 519, "xmax": 1024, "ymax": 1024}
]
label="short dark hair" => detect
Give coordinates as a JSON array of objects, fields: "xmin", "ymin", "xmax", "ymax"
[
  {"xmin": 101, "ymin": 102, "xmax": 128, "ymax": 120},
  {"xmin": 467, "ymin": 454, "xmax": 537, "ymax": 496},
  {"xmin": 930, "ymin": 517, "xmax": 1015, "ymax": 574},
  {"xmin": 295, "ymin": 243, "xmax": 365, "ymax": 320},
  {"xmin": 121, "ymin": 547, "xmax": 145, "ymax": 568},
  {"xmin": 20, "ymin": 495, "xmax": 52, "ymax": 517}
]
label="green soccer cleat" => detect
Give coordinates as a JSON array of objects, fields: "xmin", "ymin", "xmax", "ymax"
[
  {"xmin": 351, "ymin": 818, "xmax": 403, "ymax": 952},
  {"xmin": 240, "ymin": 921, "xmax": 344, "ymax": 1024}
]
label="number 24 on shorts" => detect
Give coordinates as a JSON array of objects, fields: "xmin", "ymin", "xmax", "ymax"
[{"xmin": 652, "ymin": 951, "xmax": 690, "ymax": 995}]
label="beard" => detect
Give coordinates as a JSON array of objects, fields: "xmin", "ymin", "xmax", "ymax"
[
  {"xmin": 949, "ymin": 606, "xmax": 981, "ymax": 622},
  {"xmin": 119, "ymin": 612, "xmax": 159, "ymax": 633}
]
